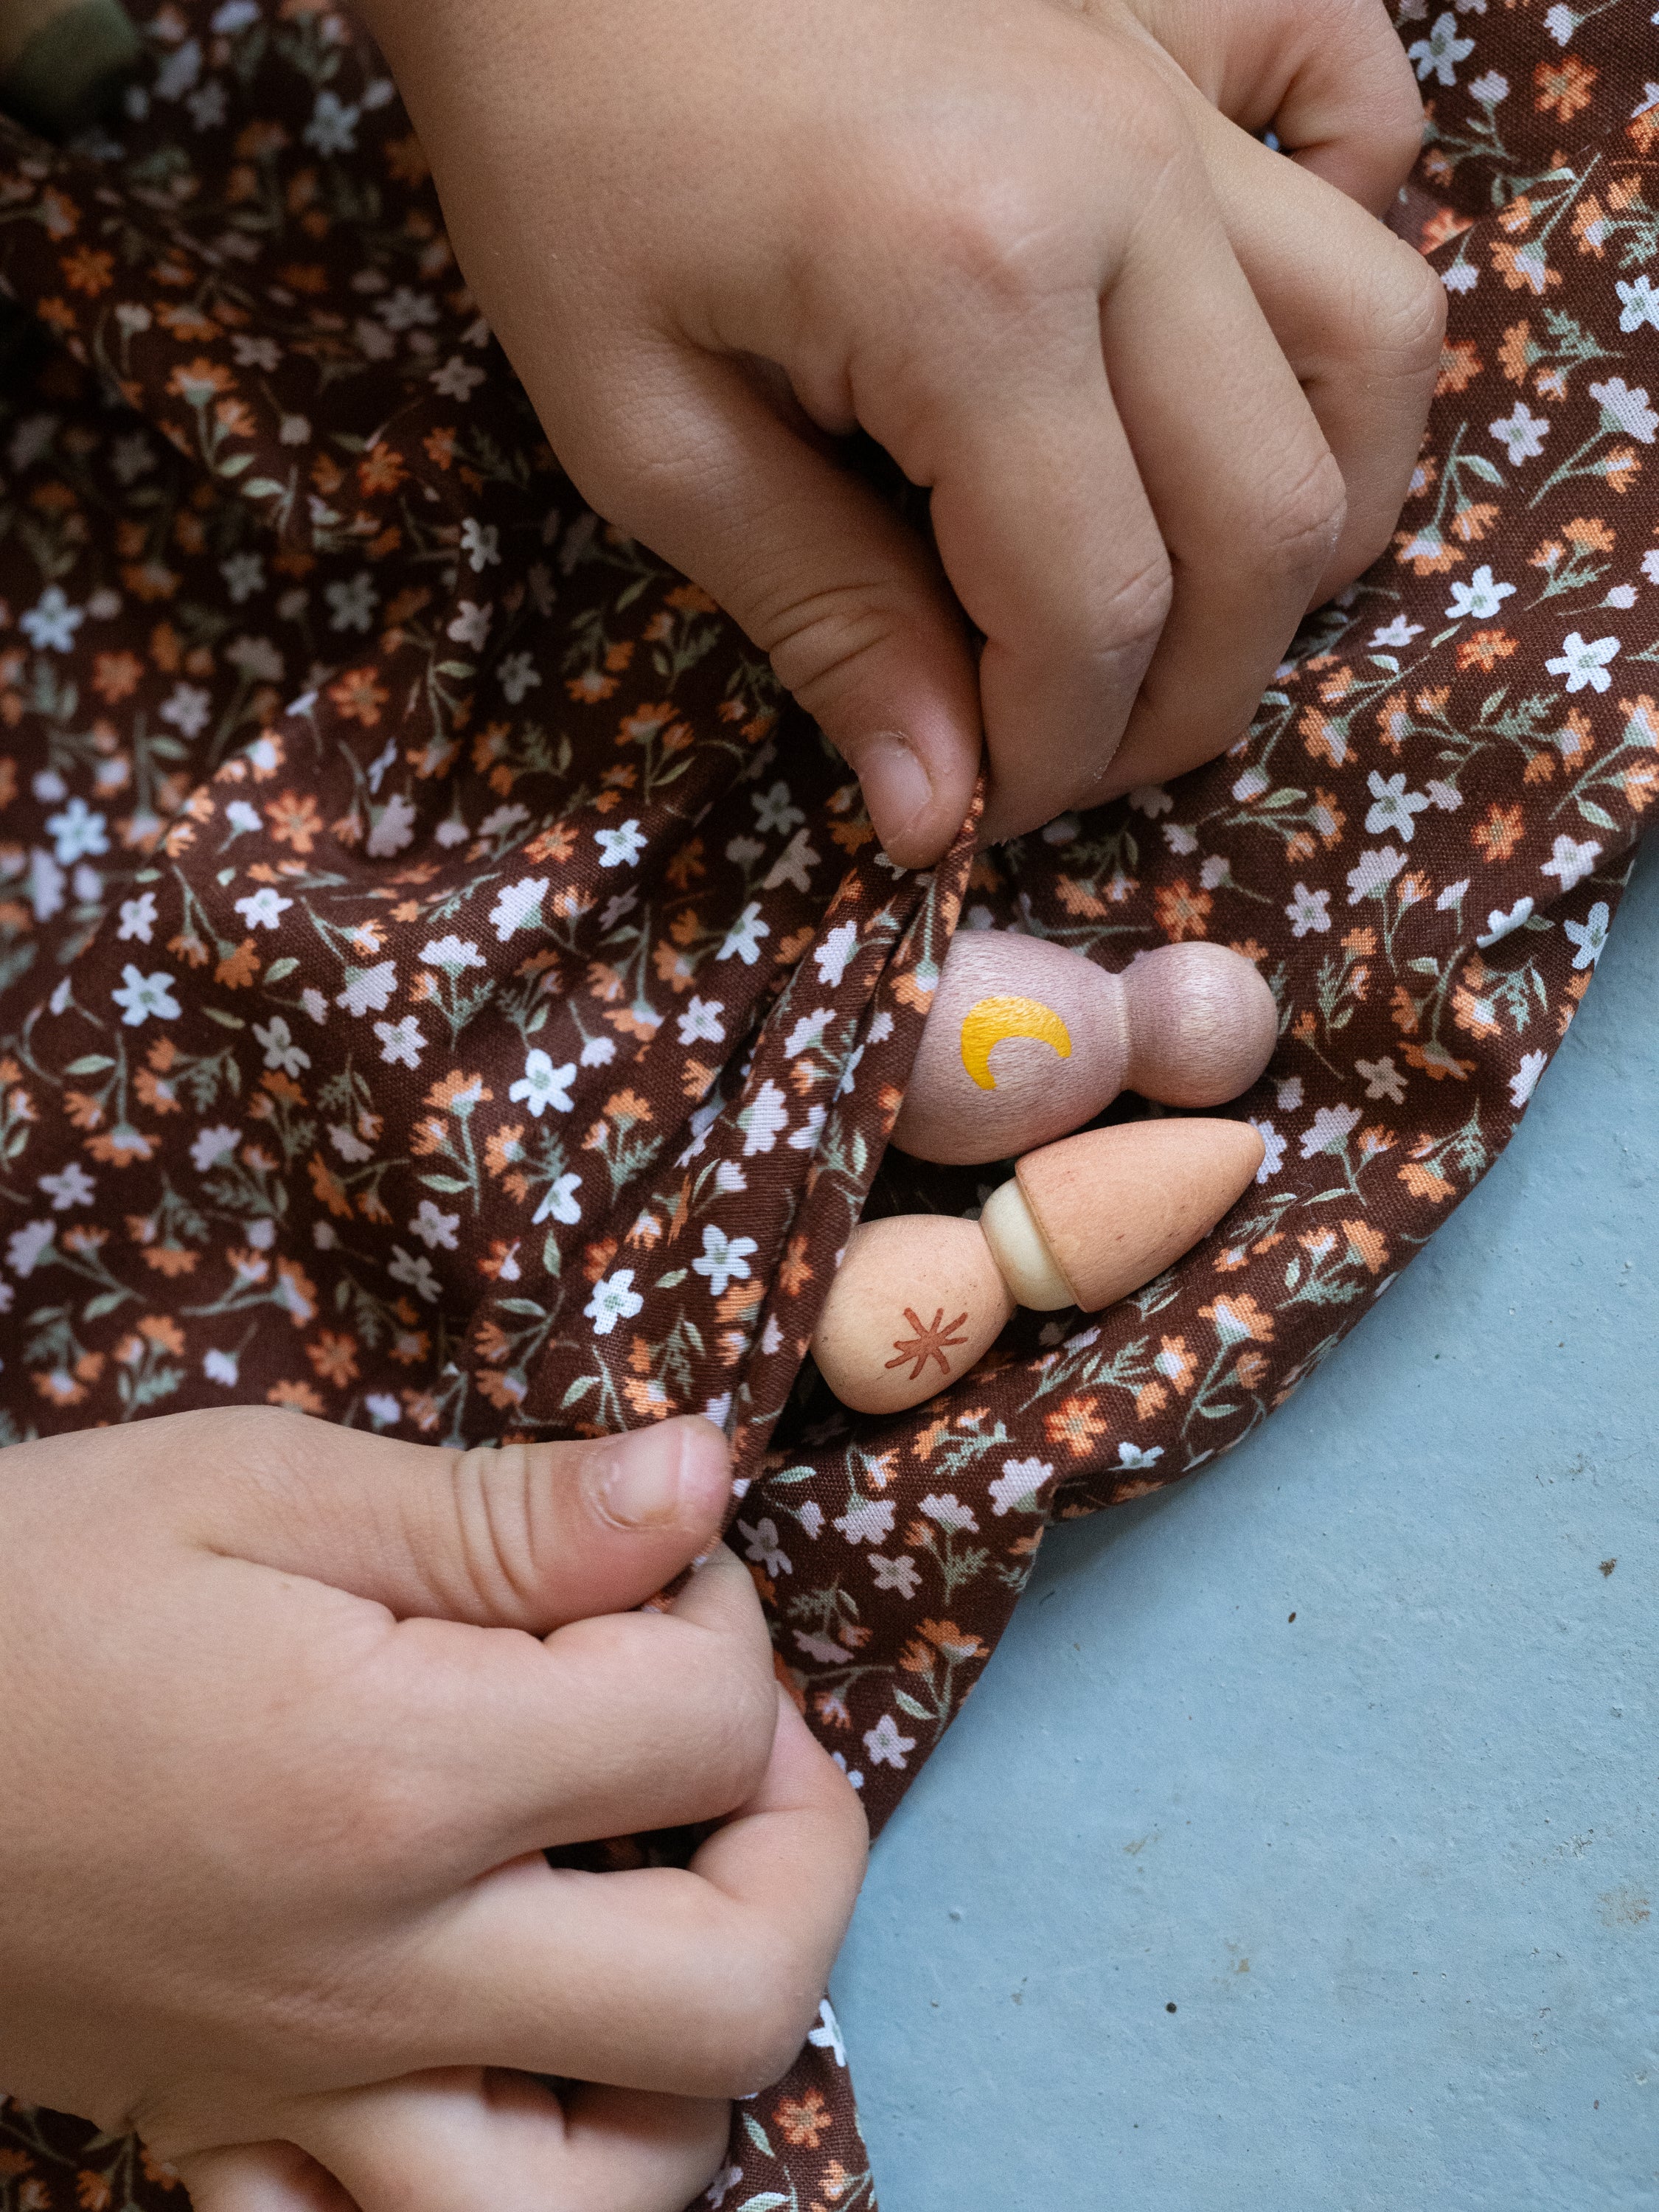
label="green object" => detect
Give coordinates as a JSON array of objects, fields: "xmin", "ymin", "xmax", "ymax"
[{"xmin": 0, "ymin": 0, "xmax": 141, "ymax": 138}]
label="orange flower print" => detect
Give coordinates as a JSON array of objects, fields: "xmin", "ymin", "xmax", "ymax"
[
  {"xmin": 774, "ymin": 2089, "xmax": 830, "ymax": 2149},
  {"xmin": 1200, "ymin": 1293, "xmax": 1276, "ymax": 1346},
  {"xmin": 266, "ymin": 790, "xmax": 321, "ymax": 852},
  {"xmin": 1472, "ymin": 802, "xmax": 1524, "ymax": 863},
  {"xmin": 1153, "ymin": 879, "xmax": 1211, "ymax": 942},
  {"xmin": 306, "ymin": 1332, "xmax": 360, "ymax": 1386},
  {"xmin": 1533, "ymin": 55, "xmax": 1596, "ymax": 122},
  {"xmin": 328, "ymin": 667, "xmax": 389, "ymax": 726},
  {"xmin": 61, "ymin": 246, "xmax": 114, "ymax": 296},
  {"xmin": 1044, "ymin": 1394, "xmax": 1110, "ymax": 1458}
]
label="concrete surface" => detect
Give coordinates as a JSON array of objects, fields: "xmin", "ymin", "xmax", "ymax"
[{"xmin": 832, "ymin": 838, "xmax": 1658, "ymax": 2211}]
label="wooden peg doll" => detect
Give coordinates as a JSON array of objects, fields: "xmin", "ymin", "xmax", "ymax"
[
  {"xmin": 890, "ymin": 931, "xmax": 1277, "ymax": 1165},
  {"xmin": 810, "ymin": 1118, "xmax": 1265, "ymax": 1416}
]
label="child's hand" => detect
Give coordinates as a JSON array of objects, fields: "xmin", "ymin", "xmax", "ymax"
[
  {"xmin": 361, "ymin": 0, "xmax": 1442, "ymax": 863},
  {"xmin": 0, "ymin": 1410, "xmax": 865, "ymax": 2208}
]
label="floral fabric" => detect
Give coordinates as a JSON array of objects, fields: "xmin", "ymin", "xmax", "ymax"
[{"xmin": 0, "ymin": 1, "xmax": 1652, "ymax": 2205}]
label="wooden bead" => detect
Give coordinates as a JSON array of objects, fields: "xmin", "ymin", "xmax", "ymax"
[
  {"xmin": 890, "ymin": 931, "xmax": 1277, "ymax": 1165},
  {"xmin": 810, "ymin": 1118, "xmax": 1265, "ymax": 1416},
  {"xmin": 809, "ymin": 1215, "xmax": 1015, "ymax": 1419}
]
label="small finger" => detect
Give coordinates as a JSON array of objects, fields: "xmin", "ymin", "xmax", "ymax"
[
  {"xmin": 292, "ymin": 2071, "xmax": 728, "ymax": 2212},
  {"xmin": 392, "ymin": 1694, "xmax": 867, "ymax": 2096},
  {"xmin": 535, "ymin": 341, "xmax": 984, "ymax": 867},
  {"xmin": 173, "ymin": 2141, "xmax": 355, "ymax": 2212}
]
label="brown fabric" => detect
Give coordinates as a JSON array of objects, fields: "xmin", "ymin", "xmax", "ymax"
[{"xmin": 0, "ymin": 3, "xmax": 1652, "ymax": 2203}]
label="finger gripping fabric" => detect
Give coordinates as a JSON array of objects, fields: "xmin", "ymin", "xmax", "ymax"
[{"xmin": 0, "ymin": 4, "xmax": 1651, "ymax": 2204}]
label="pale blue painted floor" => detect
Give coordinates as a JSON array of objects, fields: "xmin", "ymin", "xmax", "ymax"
[{"xmin": 832, "ymin": 838, "xmax": 1658, "ymax": 2211}]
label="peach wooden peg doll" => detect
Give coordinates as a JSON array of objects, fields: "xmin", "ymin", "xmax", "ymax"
[
  {"xmin": 890, "ymin": 933, "xmax": 1277, "ymax": 1165},
  {"xmin": 810, "ymin": 1119, "xmax": 1265, "ymax": 1416}
]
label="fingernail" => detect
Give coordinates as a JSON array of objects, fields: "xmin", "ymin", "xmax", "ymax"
[
  {"xmin": 590, "ymin": 1424, "xmax": 687, "ymax": 1529},
  {"xmin": 858, "ymin": 731, "xmax": 933, "ymax": 857}
]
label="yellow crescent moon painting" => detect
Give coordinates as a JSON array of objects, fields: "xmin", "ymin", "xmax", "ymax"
[{"xmin": 959, "ymin": 995, "xmax": 1073, "ymax": 1091}]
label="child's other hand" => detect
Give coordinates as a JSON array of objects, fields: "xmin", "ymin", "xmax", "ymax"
[
  {"xmin": 362, "ymin": 0, "xmax": 1442, "ymax": 863},
  {"xmin": 0, "ymin": 1409, "xmax": 865, "ymax": 2210}
]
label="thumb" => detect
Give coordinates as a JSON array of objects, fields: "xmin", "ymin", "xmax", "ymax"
[
  {"xmin": 175, "ymin": 1407, "xmax": 733, "ymax": 1634},
  {"xmin": 544, "ymin": 345, "xmax": 983, "ymax": 868}
]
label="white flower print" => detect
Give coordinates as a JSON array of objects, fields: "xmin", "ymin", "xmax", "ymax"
[
  {"xmin": 421, "ymin": 934, "xmax": 486, "ymax": 971},
  {"xmin": 1444, "ymin": 565, "xmax": 1516, "ymax": 621},
  {"xmin": 990, "ymin": 1457, "xmax": 1051, "ymax": 1516},
  {"xmin": 1365, "ymin": 773, "xmax": 1431, "ymax": 843},
  {"xmin": 1469, "ymin": 69, "xmax": 1509, "ymax": 105},
  {"xmin": 304, "ymin": 88, "xmax": 360, "ymax": 155},
  {"xmin": 863, "ymin": 1714, "xmax": 917, "ymax": 1771},
  {"xmin": 1250, "ymin": 1120, "xmax": 1286, "ymax": 1181},
  {"xmin": 596, "ymin": 818, "xmax": 647, "ymax": 868},
  {"xmin": 117, "ymin": 891, "xmax": 157, "ymax": 943},
  {"xmin": 787, "ymin": 1104, "xmax": 827, "ymax": 1153},
  {"xmin": 752, "ymin": 781, "xmax": 805, "ymax": 835},
  {"xmin": 1285, "ymin": 883, "xmax": 1330, "ymax": 937},
  {"xmin": 1509, "ymin": 1051, "xmax": 1548, "ymax": 1110},
  {"xmin": 718, "ymin": 902, "xmax": 770, "ymax": 964},
  {"xmin": 364, "ymin": 1392, "xmax": 400, "ymax": 1429},
  {"xmin": 1587, "ymin": 377, "xmax": 1658, "ymax": 445},
  {"xmin": 1489, "ymin": 400, "xmax": 1549, "ymax": 464},
  {"xmin": 46, "ymin": 796, "xmax": 108, "ymax": 864},
  {"xmin": 410, "ymin": 1200, "xmax": 460, "ymax": 1251},
  {"xmin": 1370, "ymin": 615, "xmax": 1424, "ymax": 648},
  {"xmin": 737, "ymin": 1517, "xmax": 790, "ymax": 1577},
  {"xmin": 325, "ymin": 574, "xmax": 378, "ymax": 633},
  {"xmin": 160, "ymin": 683, "xmax": 212, "ymax": 740},
  {"xmin": 447, "ymin": 600, "xmax": 492, "ymax": 649},
  {"xmin": 1545, "ymin": 630, "xmax": 1619, "ymax": 693},
  {"xmin": 1346, "ymin": 846, "xmax": 1406, "ymax": 902},
  {"xmin": 488, "ymin": 875, "xmax": 548, "ymax": 940},
  {"xmin": 580, "ymin": 1035, "xmax": 616, "ymax": 1067},
  {"xmin": 234, "ymin": 887, "xmax": 292, "ymax": 931},
  {"xmin": 1563, "ymin": 900, "xmax": 1610, "ymax": 970},
  {"xmin": 1543, "ymin": 2, "xmax": 1576, "ymax": 43},
  {"xmin": 919, "ymin": 1492, "xmax": 979, "ymax": 1533},
  {"xmin": 785, "ymin": 1008, "xmax": 834, "ymax": 1057},
  {"xmin": 870, "ymin": 1554, "xmax": 920, "ymax": 1597},
  {"xmin": 498, "ymin": 650, "xmax": 541, "ymax": 703},
  {"xmin": 38, "ymin": 1164, "xmax": 94, "ymax": 1211},
  {"xmin": 21, "ymin": 584, "xmax": 83, "ymax": 651},
  {"xmin": 1356, "ymin": 1055, "xmax": 1408, "ymax": 1104},
  {"xmin": 835, "ymin": 1497, "xmax": 896, "ymax": 1546},
  {"xmin": 676, "ymin": 996, "xmax": 726, "ymax": 1046},
  {"xmin": 389, "ymin": 1245, "xmax": 442, "ymax": 1303},
  {"xmin": 814, "ymin": 920, "xmax": 858, "ymax": 987},
  {"xmin": 807, "ymin": 2000, "xmax": 847, "ymax": 2068},
  {"xmin": 1117, "ymin": 1442, "xmax": 1164, "ymax": 1470},
  {"xmin": 692, "ymin": 1224, "xmax": 758, "ymax": 1296},
  {"xmin": 585, "ymin": 1267, "xmax": 643, "ymax": 1336},
  {"xmin": 190, "ymin": 1124, "xmax": 240, "ymax": 1173},
  {"xmin": 1540, "ymin": 833, "xmax": 1602, "ymax": 893},
  {"xmin": 335, "ymin": 961, "xmax": 397, "ymax": 1016},
  {"xmin": 374, "ymin": 1015, "xmax": 426, "ymax": 1069},
  {"xmin": 459, "ymin": 518, "xmax": 501, "ymax": 571},
  {"xmin": 1616, "ymin": 275, "xmax": 1659, "ymax": 334},
  {"xmin": 1477, "ymin": 897, "xmax": 1534, "ymax": 946},
  {"xmin": 1408, "ymin": 12, "xmax": 1474, "ymax": 85},
  {"xmin": 253, "ymin": 1016, "xmax": 311, "ymax": 1077},
  {"xmin": 367, "ymin": 792, "xmax": 417, "ymax": 859},
  {"xmin": 220, "ymin": 551, "xmax": 265, "ymax": 603},
  {"xmin": 431, "ymin": 355, "xmax": 486, "ymax": 402},
  {"xmin": 111, "ymin": 965, "xmax": 180, "ymax": 1027},
  {"xmin": 739, "ymin": 1079, "xmax": 790, "ymax": 1155},
  {"xmin": 7, "ymin": 1220, "xmax": 54, "ymax": 1277},
  {"xmin": 509, "ymin": 1048, "xmax": 576, "ymax": 1118},
  {"xmin": 1300, "ymin": 1103, "xmax": 1362, "ymax": 1159},
  {"xmin": 203, "ymin": 1348, "xmax": 240, "ymax": 1387},
  {"xmin": 532, "ymin": 1172, "xmax": 582, "ymax": 1225}
]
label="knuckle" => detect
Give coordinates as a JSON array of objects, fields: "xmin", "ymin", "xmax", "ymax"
[
  {"xmin": 1086, "ymin": 551, "xmax": 1175, "ymax": 666},
  {"xmin": 443, "ymin": 1441, "xmax": 544, "ymax": 1624},
  {"xmin": 1364, "ymin": 243, "xmax": 1449, "ymax": 380},
  {"xmin": 760, "ymin": 577, "xmax": 915, "ymax": 708},
  {"xmin": 1253, "ymin": 447, "xmax": 1348, "ymax": 582},
  {"xmin": 692, "ymin": 1956, "xmax": 821, "ymax": 2098}
]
